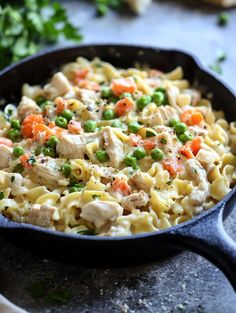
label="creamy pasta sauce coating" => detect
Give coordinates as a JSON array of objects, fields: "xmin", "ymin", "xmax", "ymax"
[{"xmin": 0, "ymin": 57, "xmax": 235, "ymax": 236}]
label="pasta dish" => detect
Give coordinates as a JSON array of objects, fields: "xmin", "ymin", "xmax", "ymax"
[{"xmin": 0, "ymin": 57, "xmax": 235, "ymax": 236}]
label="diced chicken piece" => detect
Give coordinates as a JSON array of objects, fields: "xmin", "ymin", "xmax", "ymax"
[
  {"xmin": 183, "ymin": 89, "xmax": 201, "ymax": 106},
  {"xmin": 141, "ymin": 106, "xmax": 178, "ymax": 127},
  {"xmin": 129, "ymin": 171, "xmax": 155, "ymax": 192},
  {"xmin": 56, "ymin": 132, "xmax": 102, "ymax": 159},
  {"xmin": 0, "ymin": 144, "xmax": 12, "ymax": 169},
  {"xmin": 77, "ymin": 88, "xmax": 99, "ymax": 106},
  {"xmin": 80, "ymin": 200, "xmax": 123, "ymax": 229},
  {"xmin": 185, "ymin": 158, "xmax": 209, "ymax": 206},
  {"xmin": 103, "ymin": 127, "xmax": 124, "ymax": 168},
  {"xmin": 124, "ymin": 0, "xmax": 152, "ymax": 14},
  {"xmin": 17, "ymin": 96, "xmax": 41, "ymax": 120},
  {"xmin": 44, "ymin": 72, "xmax": 72, "ymax": 99},
  {"xmin": 31, "ymin": 157, "xmax": 68, "ymax": 189},
  {"xmin": 196, "ymin": 143, "xmax": 220, "ymax": 170},
  {"xmin": 188, "ymin": 125, "xmax": 208, "ymax": 137},
  {"xmin": 22, "ymin": 83, "xmax": 44, "ymax": 99},
  {"xmin": 28, "ymin": 204, "xmax": 57, "ymax": 228},
  {"xmin": 6, "ymin": 173, "xmax": 28, "ymax": 196},
  {"xmin": 120, "ymin": 190, "xmax": 149, "ymax": 211}
]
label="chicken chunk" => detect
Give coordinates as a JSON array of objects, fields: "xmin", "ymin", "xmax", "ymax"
[
  {"xmin": 103, "ymin": 127, "xmax": 124, "ymax": 168},
  {"xmin": 28, "ymin": 204, "xmax": 58, "ymax": 228},
  {"xmin": 0, "ymin": 144, "xmax": 12, "ymax": 169},
  {"xmin": 17, "ymin": 96, "xmax": 41, "ymax": 120},
  {"xmin": 4, "ymin": 173, "xmax": 28, "ymax": 196},
  {"xmin": 120, "ymin": 190, "xmax": 149, "ymax": 211},
  {"xmin": 31, "ymin": 157, "xmax": 68, "ymax": 189},
  {"xmin": 77, "ymin": 88, "xmax": 99, "ymax": 106},
  {"xmin": 185, "ymin": 158, "xmax": 209, "ymax": 207},
  {"xmin": 129, "ymin": 171, "xmax": 155, "ymax": 192},
  {"xmin": 142, "ymin": 105, "xmax": 178, "ymax": 127},
  {"xmin": 44, "ymin": 72, "xmax": 72, "ymax": 99},
  {"xmin": 56, "ymin": 132, "xmax": 102, "ymax": 159},
  {"xmin": 80, "ymin": 200, "xmax": 123, "ymax": 229}
]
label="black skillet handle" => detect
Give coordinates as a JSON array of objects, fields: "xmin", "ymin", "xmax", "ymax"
[{"xmin": 170, "ymin": 192, "xmax": 236, "ymax": 291}]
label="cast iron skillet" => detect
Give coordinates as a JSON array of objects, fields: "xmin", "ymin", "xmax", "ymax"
[{"xmin": 0, "ymin": 44, "xmax": 236, "ymax": 290}]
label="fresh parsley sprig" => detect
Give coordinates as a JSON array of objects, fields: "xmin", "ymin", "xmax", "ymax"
[
  {"xmin": 0, "ymin": 0, "xmax": 82, "ymax": 70},
  {"xmin": 95, "ymin": 0, "xmax": 123, "ymax": 16}
]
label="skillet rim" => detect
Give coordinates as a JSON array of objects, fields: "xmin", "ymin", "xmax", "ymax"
[{"xmin": 0, "ymin": 43, "xmax": 236, "ymax": 241}]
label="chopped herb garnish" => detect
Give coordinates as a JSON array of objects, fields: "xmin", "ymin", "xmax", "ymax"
[
  {"xmin": 10, "ymin": 176, "xmax": 15, "ymax": 183},
  {"xmin": 77, "ymin": 229, "xmax": 96, "ymax": 235},
  {"xmin": 0, "ymin": 192, "xmax": 4, "ymax": 200},
  {"xmin": 92, "ymin": 194, "xmax": 101, "ymax": 200},
  {"xmin": 160, "ymin": 138, "xmax": 167, "ymax": 144},
  {"xmin": 28, "ymin": 156, "xmax": 36, "ymax": 165},
  {"xmin": 13, "ymin": 163, "xmax": 24, "ymax": 173},
  {"xmin": 217, "ymin": 12, "xmax": 230, "ymax": 26}
]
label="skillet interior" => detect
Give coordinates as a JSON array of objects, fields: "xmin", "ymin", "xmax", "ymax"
[{"xmin": 0, "ymin": 44, "xmax": 236, "ymax": 265}]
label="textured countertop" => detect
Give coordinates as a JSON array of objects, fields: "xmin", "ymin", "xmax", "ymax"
[{"xmin": 0, "ymin": 1, "xmax": 236, "ymax": 312}]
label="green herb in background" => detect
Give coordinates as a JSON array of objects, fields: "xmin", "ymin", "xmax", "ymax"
[
  {"xmin": 209, "ymin": 50, "xmax": 227, "ymax": 75},
  {"xmin": 95, "ymin": 0, "xmax": 123, "ymax": 16},
  {"xmin": 0, "ymin": 0, "xmax": 82, "ymax": 70},
  {"xmin": 217, "ymin": 12, "xmax": 230, "ymax": 26}
]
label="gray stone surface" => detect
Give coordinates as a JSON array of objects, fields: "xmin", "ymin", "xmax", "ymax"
[{"xmin": 1, "ymin": 1, "xmax": 236, "ymax": 312}]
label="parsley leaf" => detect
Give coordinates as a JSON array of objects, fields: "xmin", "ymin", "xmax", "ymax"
[
  {"xmin": 0, "ymin": 0, "xmax": 82, "ymax": 69},
  {"xmin": 95, "ymin": 0, "xmax": 123, "ymax": 16}
]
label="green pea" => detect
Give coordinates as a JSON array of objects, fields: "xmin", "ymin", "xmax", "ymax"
[
  {"xmin": 169, "ymin": 117, "xmax": 179, "ymax": 127},
  {"xmin": 43, "ymin": 147, "xmax": 56, "ymax": 158},
  {"xmin": 62, "ymin": 163, "xmax": 71, "ymax": 178},
  {"xmin": 124, "ymin": 155, "xmax": 138, "ymax": 169},
  {"xmin": 146, "ymin": 129, "xmax": 157, "ymax": 137},
  {"xmin": 155, "ymin": 88, "xmax": 168, "ymax": 105},
  {"xmin": 10, "ymin": 119, "xmax": 21, "ymax": 130},
  {"xmin": 137, "ymin": 95, "xmax": 152, "ymax": 110},
  {"xmin": 103, "ymin": 109, "xmax": 116, "ymax": 120},
  {"xmin": 47, "ymin": 136, "xmax": 59, "ymax": 148},
  {"xmin": 61, "ymin": 109, "xmax": 73, "ymax": 121},
  {"xmin": 174, "ymin": 122, "xmax": 187, "ymax": 135},
  {"xmin": 35, "ymin": 146, "xmax": 43, "ymax": 156},
  {"xmin": 13, "ymin": 146, "xmax": 24, "ymax": 157},
  {"xmin": 40, "ymin": 100, "xmax": 53, "ymax": 111},
  {"xmin": 101, "ymin": 86, "xmax": 112, "ymax": 98},
  {"xmin": 96, "ymin": 150, "xmax": 109, "ymax": 162},
  {"xmin": 150, "ymin": 148, "xmax": 164, "ymax": 161},
  {"xmin": 36, "ymin": 96, "xmax": 46, "ymax": 105},
  {"xmin": 133, "ymin": 147, "xmax": 146, "ymax": 160},
  {"xmin": 7, "ymin": 129, "xmax": 20, "ymax": 141},
  {"xmin": 84, "ymin": 120, "xmax": 97, "ymax": 132},
  {"xmin": 152, "ymin": 91, "xmax": 164, "ymax": 106},
  {"xmin": 128, "ymin": 121, "xmax": 141, "ymax": 134},
  {"xmin": 111, "ymin": 120, "xmax": 123, "ymax": 128},
  {"xmin": 178, "ymin": 131, "xmax": 193, "ymax": 143},
  {"xmin": 55, "ymin": 116, "xmax": 68, "ymax": 129}
]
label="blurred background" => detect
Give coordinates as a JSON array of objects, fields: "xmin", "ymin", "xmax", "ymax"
[{"xmin": 0, "ymin": 1, "xmax": 236, "ymax": 312}]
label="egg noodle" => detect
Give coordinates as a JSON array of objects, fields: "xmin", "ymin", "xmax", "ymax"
[{"xmin": 0, "ymin": 57, "xmax": 235, "ymax": 236}]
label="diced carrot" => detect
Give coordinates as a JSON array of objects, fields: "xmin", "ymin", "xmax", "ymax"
[
  {"xmin": 112, "ymin": 177, "xmax": 131, "ymax": 196},
  {"xmin": 180, "ymin": 110, "xmax": 204, "ymax": 126},
  {"xmin": 163, "ymin": 158, "xmax": 182, "ymax": 176},
  {"xmin": 74, "ymin": 68, "xmax": 89, "ymax": 80},
  {"xmin": 79, "ymin": 80, "xmax": 100, "ymax": 91},
  {"xmin": 22, "ymin": 114, "xmax": 44, "ymax": 138},
  {"xmin": 0, "ymin": 138, "xmax": 13, "ymax": 147},
  {"xmin": 68, "ymin": 120, "xmax": 82, "ymax": 134},
  {"xmin": 141, "ymin": 138, "xmax": 156, "ymax": 150},
  {"xmin": 20, "ymin": 153, "xmax": 33, "ymax": 169},
  {"xmin": 32, "ymin": 123, "xmax": 64, "ymax": 141},
  {"xmin": 55, "ymin": 97, "xmax": 67, "ymax": 115},
  {"xmin": 48, "ymin": 121, "xmax": 56, "ymax": 128},
  {"xmin": 129, "ymin": 134, "xmax": 142, "ymax": 147},
  {"xmin": 111, "ymin": 77, "xmax": 137, "ymax": 96},
  {"xmin": 191, "ymin": 136, "xmax": 203, "ymax": 156},
  {"xmin": 180, "ymin": 136, "xmax": 203, "ymax": 159},
  {"xmin": 180, "ymin": 142, "xmax": 194, "ymax": 159},
  {"xmin": 115, "ymin": 97, "xmax": 134, "ymax": 116}
]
